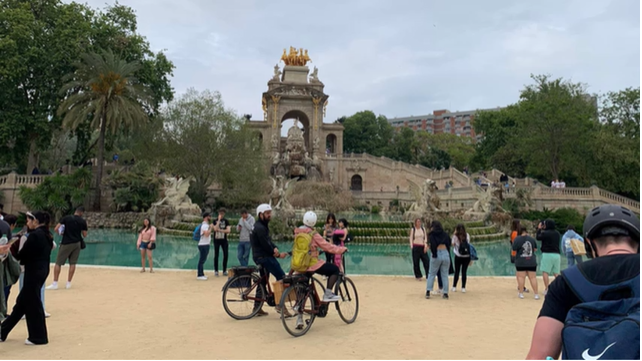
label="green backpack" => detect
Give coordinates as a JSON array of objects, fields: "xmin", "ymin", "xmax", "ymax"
[{"xmin": 291, "ymin": 231, "xmax": 317, "ymax": 272}]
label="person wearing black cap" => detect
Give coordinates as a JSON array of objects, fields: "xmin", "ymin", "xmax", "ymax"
[{"xmin": 526, "ymin": 204, "xmax": 640, "ymax": 360}]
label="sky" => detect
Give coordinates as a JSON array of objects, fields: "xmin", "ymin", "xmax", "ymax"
[{"xmin": 78, "ymin": 0, "xmax": 640, "ymax": 125}]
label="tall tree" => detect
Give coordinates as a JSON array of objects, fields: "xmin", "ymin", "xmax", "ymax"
[
  {"xmin": 516, "ymin": 75, "xmax": 595, "ymax": 181},
  {"xmin": 0, "ymin": 0, "xmax": 174, "ymax": 172},
  {"xmin": 141, "ymin": 89, "xmax": 265, "ymax": 206},
  {"xmin": 0, "ymin": 0, "xmax": 94, "ymax": 172},
  {"xmin": 57, "ymin": 51, "xmax": 152, "ymax": 210},
  {"xmin": 342, "ymin": 111, "xmax": 394, "ymax": 156}
]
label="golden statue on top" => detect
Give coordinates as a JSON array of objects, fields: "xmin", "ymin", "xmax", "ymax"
[{"xmin": 280, "ymin": 47, "xmax": 311, "ymax": 66}]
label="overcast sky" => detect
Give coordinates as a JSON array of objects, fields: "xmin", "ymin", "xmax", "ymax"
[{"xmin": 79, "ymin": 0, "xmax": 640, "ymax": 123}]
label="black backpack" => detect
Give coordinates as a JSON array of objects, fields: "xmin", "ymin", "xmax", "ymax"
[{"xmin": 458, "ymin": 237, "xmax": 470, "ymax": 256}]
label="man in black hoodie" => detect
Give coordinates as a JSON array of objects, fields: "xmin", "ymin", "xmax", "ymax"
[{"xmin": 536, "ymin": 219, "xmax": 561, "ymax": 294}]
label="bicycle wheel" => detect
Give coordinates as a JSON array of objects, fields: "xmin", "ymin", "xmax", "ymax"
[
  {"xmin": 280, "ymin": 283, "xmax": 316, "ymax": 337},
  {"xmin": 222, "ymin": 274, "xmax": 264, "ymax": 320},
  {"xmin": 334, "ymin": 276, "xmax": 359, "ymax": 324}
]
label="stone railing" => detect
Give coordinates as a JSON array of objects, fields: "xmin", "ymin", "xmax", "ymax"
[{"xmin": 598, "ymin": 188, "xmax": 640, "ymax": 210}]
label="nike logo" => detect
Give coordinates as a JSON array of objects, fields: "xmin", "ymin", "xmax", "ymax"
[{"xmin": 582, "ymin": 342, "xmax": 616, "ymax": 360}]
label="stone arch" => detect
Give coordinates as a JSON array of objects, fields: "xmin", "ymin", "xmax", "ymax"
[
  {"xmin": 350, "ymin": 174, "xmax": 363, "ymax": 191},
  {"xmin": 326, "ymin": 133, "xmax": 337, "ymax": 154},
  {"xmin": 281, "ymin": 110, "xmax": 311, "ymax": 151}
]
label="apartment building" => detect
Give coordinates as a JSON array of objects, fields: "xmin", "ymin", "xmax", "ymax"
[{"xmin": 388, "ymin": 107, "xmax": 502, "ymax": 141}]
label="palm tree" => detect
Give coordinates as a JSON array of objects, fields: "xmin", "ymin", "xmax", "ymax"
[{"xmin": 57, "ymin": 50, "xmax": 152, "ymax": 210}]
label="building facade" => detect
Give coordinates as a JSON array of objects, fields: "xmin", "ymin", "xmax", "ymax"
[{"xmin": 387, "ymin": 107, "xmax": 503, "ymax": 141}]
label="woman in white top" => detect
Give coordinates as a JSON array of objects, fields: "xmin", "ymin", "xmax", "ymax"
[
  {"xmin": 451, "ymin": 223, "xmax": 471, "ymax": 293},
  {"xmin": 409, "ymin": 218, "xmax": 429, "ymax": 280}
]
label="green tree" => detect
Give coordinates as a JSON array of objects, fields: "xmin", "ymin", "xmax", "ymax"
[
  {"xmin": 19, "ymin": 168, "xmax": 92, "ymax": 220},
  {"xmin": 141, "ymin": 89, "xmax": 265, "ymax": 206},
  {"xmin": 516, "ymin": 75, "xmax": 596, "ymax": 181},
  {"xmin": 57, "ymin": 51, "xmax": 152, "ymax": 210},
  {"xmin": 471, "ymin": 105, "xmax": 523, "ymax": 173},
  {"xmin": 105, "ymin": 161, "xmax": 165, "ymax": 212},
  {"xmin": 0, "ymin": 0, "xmax": 174, "ymax": 172},
  {"xmin": 0, "ymin": 0, "xmax": 94, "ymax": 172},
  {"xmin": 390, "ymin": 127, "xmax": 416, "ymax": 163},
  {"xmin": 421, "ymin": 132, "xmax": 475, "ymax": 169},
  {"xmin": 589, "ymin": 88, "xmax": 640, "ymax": 198},
  {"xmin": 342, "ymin": 111, "xmax": 394, "ymax": 156}
]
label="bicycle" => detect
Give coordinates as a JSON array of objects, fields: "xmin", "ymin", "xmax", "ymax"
[
  {"xmin": 221, "ymin": 265, "xmax": 277, "ymax": 320},
  {"xmin": 278, "ymin": 269, "xmax": 359, "ymax": 337}
]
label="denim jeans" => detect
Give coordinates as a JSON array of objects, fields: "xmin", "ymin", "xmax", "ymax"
[
  {"xmin": 237, "ymin": 242, "xmax": 251, "ymax": 267},
  {"xmin": 426, "ymin": 250, "xmax": 450, "ymax": 293},
  {"xmin": 19, "ymin": 272, "xmax": 45, "ymax": 310},
  {"xmin": 566, "ymin": 253, "xmax": 583, "ymax": 267},
  {"xmin": 197, "ymin": 245, "xmax": 210, "ymax": 277}
]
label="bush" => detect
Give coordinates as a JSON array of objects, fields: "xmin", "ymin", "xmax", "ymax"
[
  {"xmin": 106, "ymin": 161, "xmax": 165, "ymax": 212},
  {"xmin": 370, "ymin": 205, "xmax": 381, "ymax": 214},
  {"xmin": 522, "ymin": 207, "xmax": 584, "ymax": 234},
  {"xmin": 19, "ymin": 168, "xmax": 92, "ymax": 219}
]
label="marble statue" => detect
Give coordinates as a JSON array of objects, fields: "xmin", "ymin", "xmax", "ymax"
[
  {"xmin": 269, "ymin": 175, "xmax": 297, "ymax": 210},
  {"xmin": 152, "ymin": 176, "xmax": 200, "ymax": 214},
  {"xmin": 309, "ymin": 66, "xmax": 319, "ymax": 83},
  {"xmin": 271, "ymin": 64, "xmax": 281, "ymax": 81},
  {"xmin": 405, "ymin": 178, "xmax": 441, "ymax": 220}
]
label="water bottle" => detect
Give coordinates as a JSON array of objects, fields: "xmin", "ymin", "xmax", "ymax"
[{"xmin": 58, "ymin": 224, "xmax": 65, "ymax": 236}]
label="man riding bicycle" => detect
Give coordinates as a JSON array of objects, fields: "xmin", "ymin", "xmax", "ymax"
[
  {"xmin": 294, "ymin": 211, "xmax": 347, "ymax": 302},
  {"xmin": 250, "ymin": 203, "xmax": 287, "ymax": 316}
]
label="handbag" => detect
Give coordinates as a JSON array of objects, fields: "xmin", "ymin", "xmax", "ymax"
[
  {"xmin": 149, "ymin": 242, "xmax": 157, "ymax": 250},
  {"xmin": 80, "ymin": 239, "xmax": 86, "ymax": 250}
]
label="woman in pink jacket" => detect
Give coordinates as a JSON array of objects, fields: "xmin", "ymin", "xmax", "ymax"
[
  {"xmin": 294, "ymin": 211, "xmax": 347, "ymax": 303},
  {"xmin": 136, "ymin": 218, "xmax": 157, "ymax": 273}
]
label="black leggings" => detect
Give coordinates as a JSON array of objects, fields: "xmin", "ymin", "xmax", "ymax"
[
  {"xmin": 314, "ymin": 263, "xmax": 340, "ymax": 290},
  {"xmin": 213, "ymin": 239, "xmax": 229, "ymax": 272},
  {"xmin": 453, "ymin": 256, "xmax": 470, "ymax": 288}
]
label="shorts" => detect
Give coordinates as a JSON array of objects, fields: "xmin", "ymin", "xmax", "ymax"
[
  {"xmin": 540, "ymin": 253, "xmax": 561, "ymax": 275},
  {"xmin": 139, "ymin": 242, "xmax": 149, "ymax": 250},
  {"xmin": 56, "ymin": 242, "xmax": 82, "ymax": 266},
  {"xmin": 516, "ymin": 266, "xmax": 537, "ymax": 272}
]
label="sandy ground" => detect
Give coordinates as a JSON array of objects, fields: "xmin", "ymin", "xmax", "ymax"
[{"xmin": 0, "ymin": 266, "xmax": 543, "ymax": 360}]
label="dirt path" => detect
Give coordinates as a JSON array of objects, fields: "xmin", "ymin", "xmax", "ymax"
[{"xmin": 1, "ymin": 267, "xmax": 540, "ymax": 359}]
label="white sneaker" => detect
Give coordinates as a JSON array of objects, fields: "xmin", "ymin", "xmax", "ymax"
[
  {"xmin": 543, "ymin": 289, "xmax": 548, "ymax": 296},
  {"xmin": 214, "ymin": 271, "xmax": 219, "ymax": 277},
  {"xmin": 534, "ymin": 294, "xmax": 541, "ymax": 300},
  {"xmin": 518, "ymin": 293, "xmax": 524, "ymax": 299},
  {"xmin": 295, "ymin": 314, "xmax": 304, "ymax": 330},
  {"xmin": 196, "ymin": 276, "xmax": 208, "ymax": 280},
  {"xmin": 461, "ymin": 288, "xmax": 466, "ymax": 293},
  {"xmin": 451, "ymin": 287, "xmax": 457, "ymax": 292},
  {"xmin": 65, "ymin": 282, "xmax": 72, "ymax": 289},
  {"xmin": 45, "ymin": 284, "xmax": 58, "ymax": 290},
  {"xmin": 322, "ymin": 289, "xmax": 340, "ymax": 302},
  {"xmin": 44, "ymin": 311, "xmax": 51, "ymax": 318},
  {"xmin": 434, "ymin": 289, "xmax": 442, "ymax": 295},
  {"xmin": 25, "ymin": 339, "xmax": 35, "ymax": 345},
  {"xmin": 21, "ymin": 315, "xmax": 25, "ymax": 320}
]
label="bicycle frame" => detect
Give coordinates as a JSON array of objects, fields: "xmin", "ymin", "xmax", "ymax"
[{"xmin": 232, "ymin": 269, "xmax": 274, "ymax": 304}]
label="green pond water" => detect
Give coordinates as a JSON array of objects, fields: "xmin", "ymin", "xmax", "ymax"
[{"xmin": 53, "ymin": 229, "xmax": 574, "ymax": 276}]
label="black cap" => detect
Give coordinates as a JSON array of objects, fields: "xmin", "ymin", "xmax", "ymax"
[{"xmin": 202, "ymin": 212, "xmax": 211, "ymax": 219}]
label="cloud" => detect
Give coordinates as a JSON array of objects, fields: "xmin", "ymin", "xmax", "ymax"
[{"xmin": 76, "ymin": 0, "xmax": 640, "ymax": 122}]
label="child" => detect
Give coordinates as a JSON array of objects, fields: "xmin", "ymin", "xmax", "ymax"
[{"xmin": 332, "ymin": 219, "xmax": 349, "ymax": 273}]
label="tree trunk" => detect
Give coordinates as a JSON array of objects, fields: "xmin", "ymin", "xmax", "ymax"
[
  {"xmin": 26, "ymin": 136, "xmax": 39, "ymax": 174},
  {"xmin": 93, "ymin": 114, "xmax": 107, "ymax": 211}
]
